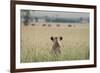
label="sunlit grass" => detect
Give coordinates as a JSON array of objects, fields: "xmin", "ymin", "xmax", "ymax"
[
  {"xmin": 21, "ymin": 23, "xmax": 89, "ymax": 63},
  {"xmin": 21, "ymin": 47, "xmax": 89, "ymax": 63}
]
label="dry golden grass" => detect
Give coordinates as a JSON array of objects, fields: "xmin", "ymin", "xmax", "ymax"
[{"xmin": 21, "ymin": 23, "xmax": 89, "ymax": 63}]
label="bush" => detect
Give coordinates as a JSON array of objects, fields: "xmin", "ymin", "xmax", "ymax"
[
  {"xmin": 31, "ymin": 24, "xmax": 35, "ymax": 26},
  {"xmin": 48, "ymin": 24, "xmax": 51, "ymax": 27},
  {"xmin": 42, "ymin": 24, "xmax": 46, "ymax": 26},
  {"xmin": 68, "ymin": 24, "xmax": 72, "ymax": 27},
  {"xmin": 56, "ymin": 24, "xmax": 60, "ymax": 27}
]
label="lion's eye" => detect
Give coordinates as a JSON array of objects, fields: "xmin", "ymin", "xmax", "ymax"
[
  {"xmin": 60, "ymin": 37, "xmax": 63, "ymax": 40},
  {"xmin": 50, "ymin": 36, "xmax": 53, "ymax": 41}
]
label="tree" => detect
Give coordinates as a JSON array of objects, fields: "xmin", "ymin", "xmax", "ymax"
[
  {"xmin": 34, "ymin": 17, "xmax": 38, "ymax": 22},
  {"xmin": 24, "ymin": 11, "xmax": 30, "ymax": 26}
]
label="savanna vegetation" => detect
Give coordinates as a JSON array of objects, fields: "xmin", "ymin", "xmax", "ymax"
[{"xmin": 21, "ymin": 23, "xmax": 89, "ymax": 63}]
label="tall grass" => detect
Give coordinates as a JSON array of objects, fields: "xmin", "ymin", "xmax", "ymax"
[{"xmin": 21, "ymin": 23, "xmax": 89, "ymax": 63}]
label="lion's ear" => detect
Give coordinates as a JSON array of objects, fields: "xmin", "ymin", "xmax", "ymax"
[
  {"xmin": 50, "ymin": 36, "xmax": 54, "ymax": 41},
  {"xmin": 60, "ymin": 36, "xmax": 63, "ymax": 41}
]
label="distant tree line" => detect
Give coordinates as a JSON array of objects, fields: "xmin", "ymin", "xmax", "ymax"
[
  {"xmin": 21, "ymin": 10, "xmax": 89, "ymax": 25},
  {"xmin": 45, "ymin": 18, "xmax": 82, "ymax": 23}
]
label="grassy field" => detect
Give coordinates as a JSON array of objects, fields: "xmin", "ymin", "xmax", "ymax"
[{"xmin": 21, "ymin": 23, "xmax": 89, "ymax": 63}]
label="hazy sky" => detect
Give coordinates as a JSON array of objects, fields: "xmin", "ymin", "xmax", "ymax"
[{"xmin": 21, "ymin": 10, "xmax": 89, "ymax": 19}]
